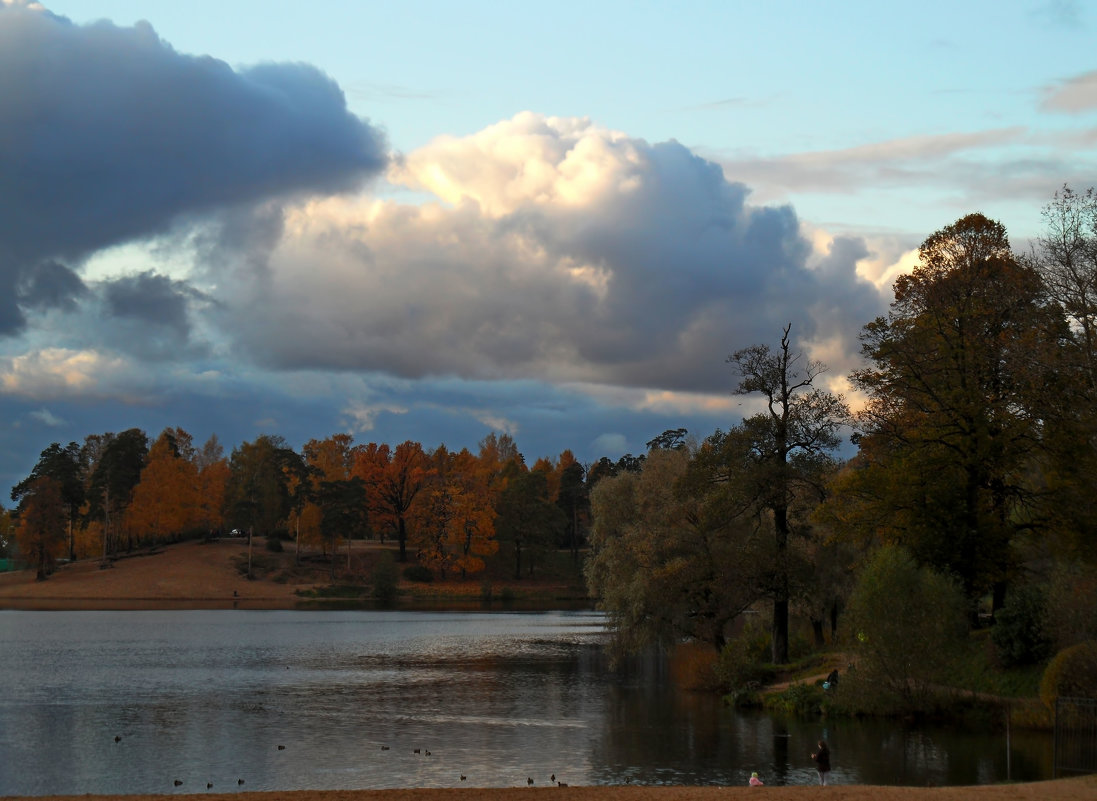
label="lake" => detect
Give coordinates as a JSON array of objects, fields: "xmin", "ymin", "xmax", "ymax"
[{"xmin": 0, "ymin": 609, "xmax": 1052, "ymax": 796}]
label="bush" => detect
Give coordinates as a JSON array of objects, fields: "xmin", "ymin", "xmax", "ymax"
[
  {"xmin": 1039, "ymin": 641, "xmax": 1097, "ymax": 709},
  {"xmin": 372, "ymin": 553, "xmax": 399, "ymax": 605},
  {"xmin": 716, "ymin": 620, "xmax": 776, "ymax": 702},
  {"xmin": 402, "ymin": 564, "xmax": 433, "ymax": 583},
  {"xmin": 1046, "ymin": 564, "xmax": 1097, "ymax": 651},
  {"xmin": 764, "ymin": 682, "xmax": 824, "ymax": 716},
  {"xmin": 992, "ymin": 583, "xmax": 1051, "ymax": 667},
  {"xmin": 265, "ymin": 536, "xmax": 284, "ymax": 552}
]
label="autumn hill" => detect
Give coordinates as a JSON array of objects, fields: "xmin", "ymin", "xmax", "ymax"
[{"xmin": 0, "ymin": 535, "xmax": 592, "ymax": 610}]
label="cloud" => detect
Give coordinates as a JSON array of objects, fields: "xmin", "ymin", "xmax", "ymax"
[
  {"xmin": 0, "ymin": 348, "xmax": 132, "ymax": 399},
  {"xmin": 1042, "ymin": 70, "xmax": 1097, "ymax": 113},
  {"xmin": 207, "ymin": 112, "xmax": 885, "ymax": 396},
  {"xmin": 715, "ymin": 128, "xmax": 1030, "ymax": 198},
  {"xmin": 28, "ymin": 407, "xmax": 65, "ymax": 427},
  {"xmin": 0, "ymin": 2, "xmax": 387, "ymax": 335}
]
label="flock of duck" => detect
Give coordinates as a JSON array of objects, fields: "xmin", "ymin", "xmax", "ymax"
[{"xmin": 114, "ymin": 734, "xmax": 570, "ymax": 790}]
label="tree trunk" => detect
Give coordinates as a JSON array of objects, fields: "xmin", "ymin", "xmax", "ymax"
[
  {"xmin": 772, "ymin": 504, "xmax": 790, "ymax": 664},
  {"xmin": 397, "ymin": 516, "xmax": 408, "ymax": 562}
]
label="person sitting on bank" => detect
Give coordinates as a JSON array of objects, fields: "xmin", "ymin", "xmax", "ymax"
[{"xmin": 748, "ymin": 771, "xmax": 764, "ymax": 786}]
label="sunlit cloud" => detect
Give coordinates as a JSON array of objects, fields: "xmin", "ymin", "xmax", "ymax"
[
  {"xmin": 1041, "ymin": 70, "xmax": 1097, "ymax": 112},
  {"xmin": 0, "ymin": 348, "xmax": 131, "ymax": 399}
]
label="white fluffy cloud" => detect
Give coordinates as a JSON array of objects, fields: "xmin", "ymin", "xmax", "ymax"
[{"xmin": 208, "ymin": 113, "xmax": 885, "ymax": 397}]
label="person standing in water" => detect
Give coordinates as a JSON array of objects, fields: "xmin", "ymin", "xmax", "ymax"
[{"xmin": 811, "ymin": 740, "xmax": 831, "ymax": 785}]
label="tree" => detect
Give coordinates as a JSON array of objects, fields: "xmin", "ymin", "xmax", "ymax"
[
  {"xmin": 844, "ymin": 545, "xmax": 970, "ymax": 713},
  {"xmin": 85, "ymin": 428, "xmax": 149, "ymax": 557},
  {"xmin": 195, "ymin": 436, "xmax": 230, "ymax": 537},
  {"xmin": 495, "ymin": 463, "xmax": 564, "ymax": 579},
  {"xmin": 127, "ymin": 429, "xmax": 200, "ymax": 545},
  {"xmin": 316, "ymin": 477, "xmax": 368, "ymax": 577},
  {"xmin": 727, "ymin": 324, "xmax": 850, "ymax": 663},
  {"xmin": 555, "ymin": 453, "xmax": 589, "ymax": 564},
  {"xmin": 846, "ymin": 214, "xmax": 1066, "ymax": 607},
  {"xmin": 435, "ymin": 447, "xmax": 498, "ymax": 579},
  {"xmin": 15, "ymin": 477, "xmax": 67, "ymax": 580},
  {"xmin": 586, "ymin": 446, "xmax": 768, "ymax": 657},
  {"xmin": 10, "ymin": 441, "xmax": 85, "ymax": 561},
  {"xmin": 1028, "ymin": 185, "xmax": 1097, "ymax": 385},
  {"xmin": 1026, "ymin": 187, "xmax": 1097, "ymax": 561},
  {"xmin": 225, "ymin": 435, "xmax": 300, "ymax": 538},
  {"xmin": 355, "ymin": 441, "xmax": 431, "ymax": 562},
  {"xmin": 0, "ymin": 504, "xmax": 13, "ymax": 558}
]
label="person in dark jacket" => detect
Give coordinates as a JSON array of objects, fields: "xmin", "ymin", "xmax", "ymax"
[{"xmin": 811, "ymin": 740, "xmax": 831, "ymax": 785}]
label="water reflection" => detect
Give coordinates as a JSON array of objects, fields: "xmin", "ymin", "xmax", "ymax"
[{"xmin": 0, "ymin": 610, "xmax": 1052, "ymax": 796}]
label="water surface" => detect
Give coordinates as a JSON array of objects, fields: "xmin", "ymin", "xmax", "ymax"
[{"xmin": 0, "ymin": 610, "xmax": 1051, "ymax": 795}]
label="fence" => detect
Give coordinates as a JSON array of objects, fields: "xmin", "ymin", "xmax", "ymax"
[{"xmin": 1055, "ymin": 696, "xmax": 1097, "ymax": 777}]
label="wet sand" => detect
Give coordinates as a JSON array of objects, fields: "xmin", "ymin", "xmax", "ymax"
[{"xmin": 7, "ymin": 777, "xmax": 1097, "ymax": 801}]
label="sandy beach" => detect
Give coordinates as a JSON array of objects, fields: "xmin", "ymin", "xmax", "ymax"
[{"xmin": 6, "ymin": 778, "xmax": 1097, "ymax": 801}]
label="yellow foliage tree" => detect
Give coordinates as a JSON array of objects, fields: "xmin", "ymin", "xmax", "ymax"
[{"xmin": 126, "ymin": 430, "xmax": 200, "ymax": 544}]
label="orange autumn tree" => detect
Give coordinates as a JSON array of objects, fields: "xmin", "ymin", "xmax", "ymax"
[
  {"xmin": 126, "ymin": 428, "xmax": 200, "ymax": 545},
  {"xmin": 16, "ymin": 476, "xmax": 67, "ymax": 580},
  {"xmin": 447, "ymin": 447, "xmax": 498, "ymax": 579},
  {"xmin": 411, "ymin": 446, "xmax": 498, "ymax": 579},
  {"xmin": 195, "ymin": 435, "xmax": 230, "ymax": 536},
  {"xmin": 354, "ymin": 440, "xmax": 431, "ymax": 562},
  {"xmin": 301, "ymin": 434, "xmax": 358, "ymax": 556}
]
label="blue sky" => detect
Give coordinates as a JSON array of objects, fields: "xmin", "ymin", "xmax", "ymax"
[{"xmin": 2, "ymin": 0, "xmax": 1095, "ymax": 499}]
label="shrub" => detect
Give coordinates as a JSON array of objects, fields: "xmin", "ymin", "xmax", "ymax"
[
  {"xmin": 402, "ymin": 564, "xmax": 433, "ymax": 583},
  {"xmin": 372, "ymin": 553, "xmax": 399, "ymax": 605},
  {"xmin": 265, "ymin": 536, "xmax": 284, "ymax": 552},
  {"xmin": 1046, "ymin": 564, "xmax": 1097, "ymax": 651},
  {"xmin": 716, "ymin": 620, "xmax": 776, "ymax": 701},
  {"xmin": 1039, "ymin": 641, "xmax": 1097, "ymax": 709},
  {"xmin": 992, "ymin": 583, "xmax": 1051, "ymax": 667},
  {"xmin": 764, "ymin": 682, "xmax": 824, "ymax": 716}
]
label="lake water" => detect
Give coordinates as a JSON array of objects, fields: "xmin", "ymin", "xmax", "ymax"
[{"xmin": 0, "ymin": 610, "xmax": 1052, "ymax": 796}]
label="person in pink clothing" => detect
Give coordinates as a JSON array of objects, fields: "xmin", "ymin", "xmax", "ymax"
[{"xmin": 748, "ymin": 771, "xmax": 764, "ymax": 786}]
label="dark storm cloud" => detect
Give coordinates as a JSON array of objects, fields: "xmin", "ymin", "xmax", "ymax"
[
  {"xmin": 0, "ymin": 2, "xmax": 387, "ymax": 334},
  {"xmin": 16, "ymin": 260, "xmax": 87, "ymax": 312},
  {"xmin": 102, "ymin": 272, "xmax": 194, "ymax": 334}
]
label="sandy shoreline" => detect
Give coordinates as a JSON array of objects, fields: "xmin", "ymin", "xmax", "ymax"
[{"xmin": 6, "ymin": 778, "xmax": 1097, "ymax": 801}]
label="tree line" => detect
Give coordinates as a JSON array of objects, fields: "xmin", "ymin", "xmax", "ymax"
[
  {"xmin": 586, "ymin": 189, "xmax": 1097, "ymax": 683},
  {"xmin": 4, "ymin": 428, "xmax": 613, "ymax": 582}
]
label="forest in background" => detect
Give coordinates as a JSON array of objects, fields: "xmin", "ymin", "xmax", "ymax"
[{"xmin": 6, "ymin": 187, "xmax": 1097, "ymax": 719}]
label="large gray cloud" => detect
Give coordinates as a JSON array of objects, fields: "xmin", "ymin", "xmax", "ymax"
[
  {"xmin": 214, "ymin": 114, "xmax": 885, "ymax": 394},
  {"xmin": 0, "ymin": 2, "xmax": 387, "ymax": 335}
]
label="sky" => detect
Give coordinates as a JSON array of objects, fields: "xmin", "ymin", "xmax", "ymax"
[{"xmin": 2, "ymin": 0, "xmax": 1096, "ymax": 500}]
